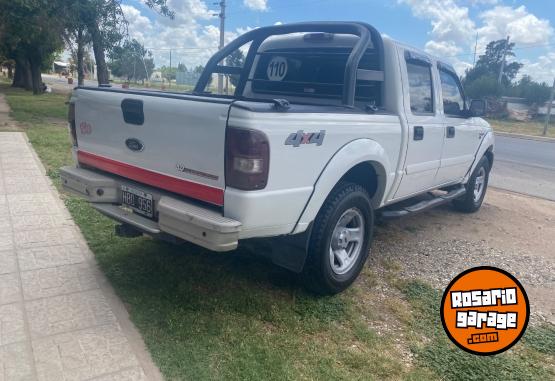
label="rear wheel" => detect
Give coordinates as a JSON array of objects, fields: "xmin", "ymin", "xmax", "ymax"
[
  {"xmin": 302, "ymin": 182, "xmax": 373, "ymax": 295},
  {"xmin": 453, "ymin": 156, "xmax": 490, "ymax": 213}
]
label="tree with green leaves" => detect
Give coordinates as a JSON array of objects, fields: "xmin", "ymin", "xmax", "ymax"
[
  {"xmin": 462, "ymin": 39, "xmax": 550, "ymax": 105},
  {"xmin": 78, "ymin": 0, "xmax": 173, "ymax": 85},
  {"xmin": 226, "ymin": 49, "xmax": 245, "ymax": 87},
  {"xmin": 462, "ymin": 39, "xmax": 523, "ymax": 99},
  {"xmin": 506, "ymin": 75, "xmax": 552, "ymax": 105},
  {"xmin": 0, "ymin": 0, "xmax": 67, "ymax": 93},
  {"xmin": 177, "ymin": 63, "xmax": 188, "ymax": 73},
  {"xmin": 109, "ymin": 39, "xmax": 154, "ymax": 82},
  {"xmin": 464, "ymin": 39, "xmax": 523, "ymax": 86},
  {"xmin": 160, "ymin": 66, "xmax": 177, "ymax": 82},
  {"xmin": 0, "ymin": 0, "xmax": 173, "ymax": 93}
]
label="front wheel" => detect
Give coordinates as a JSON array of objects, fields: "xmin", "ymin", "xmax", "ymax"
[
  {"xmin": 452, "ymin": 156, "xmax": 491, "ymax": 213},
  {"xmin": 302, "ymin": 182, "xmax": 374, "ymax": 295}
]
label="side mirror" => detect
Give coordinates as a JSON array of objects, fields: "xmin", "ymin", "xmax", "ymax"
[{"xmin": 469, "ymin": 99, "xmax": 486, "ymax": 117}]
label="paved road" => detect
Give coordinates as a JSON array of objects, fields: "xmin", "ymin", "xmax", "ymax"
[
  {"xmin": 42, "ymin": 74, "xmax": 100, "ymax": 94},
  {"xmin": 490, "ymin": 135, "xmax": 555, "ymax": 201}
]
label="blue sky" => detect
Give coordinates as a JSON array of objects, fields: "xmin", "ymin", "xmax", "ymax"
[{"xmin": 121, "ymin": 0, "xmax": 555, "ymax": 82}]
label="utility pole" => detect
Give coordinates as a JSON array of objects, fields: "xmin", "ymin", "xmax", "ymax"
[
  {"xmin": 497, "ymin": 35, "xmax": 510, "ymax": 85},
  {"xmin": 169, "ymin": 49, "xmax": 172, "ymax": 88},
  {"xmin": 216, "ymin": 0, "xmax": 226, "ymax": 94},
  {"xmin": 543, "ymin": 78, "xmax": 555, "ymax": 136},
  {"xmin": 473, "ymin": 32, "xmax": 478, "ymax": 66},
  {"xmin": 142, "ymin": 43, "xmax": 150, "ymax": 84}
]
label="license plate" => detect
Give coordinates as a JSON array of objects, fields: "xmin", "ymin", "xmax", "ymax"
[{"xmin": 121, "ymin": 185, "xmax": 154, "ymax": 218}]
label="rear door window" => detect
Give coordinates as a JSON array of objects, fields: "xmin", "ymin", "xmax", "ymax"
[{"xmin": 406, "ymin": 61, "xmax": 434, "ymax": 114}]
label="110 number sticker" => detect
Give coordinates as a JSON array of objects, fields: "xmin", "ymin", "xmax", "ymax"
[{"xmin": 267, "ymin": 56, "xmax": 288, "ymax": 81}]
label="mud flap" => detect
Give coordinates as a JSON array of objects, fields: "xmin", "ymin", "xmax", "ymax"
[{"xmin": 244, "ymin": 227, "xmax": 312, "ymax": 273}]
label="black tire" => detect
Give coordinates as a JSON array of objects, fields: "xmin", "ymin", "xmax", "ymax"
[
  {"xmin": 452, "ymin": 156, "xmax": 491, "ymax": 213},
  {"xmin": 302, "ymin": 182, "xmax": 374, "ymax": 295}
]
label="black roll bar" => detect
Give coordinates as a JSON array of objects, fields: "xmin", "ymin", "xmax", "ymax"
[{"xmin": 193, "ymin": 22, "xmax": 384, "ymax": 107}]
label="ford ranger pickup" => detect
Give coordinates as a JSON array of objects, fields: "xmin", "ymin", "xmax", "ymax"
[{"xmin": 60, "ymin": 22, "xmax": 494, "ymax": 294}]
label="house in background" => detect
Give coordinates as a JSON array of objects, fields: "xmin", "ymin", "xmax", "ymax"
[
  {"xmin": 150, "ymin": 71, "xmax": 163, "ymax": 82},
  {"xmin": 53, "ymin": 61, "xmax": 69, "ymax": 75},
  {"xmin": 501, "ymin": 96, "xmax": 531, "ymax": 121},
  {"xmin": 538, "ymin": 100, "xmax": 555, "ymax": 116}
]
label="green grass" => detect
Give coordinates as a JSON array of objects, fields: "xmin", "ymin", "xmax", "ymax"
[
  {"xmin": 2, "ymin": 82, "xmax": 553, "ymax": 380},
  {"xmin": 400, "ymin": 280, "xmax": 555, "ymax": 381},
  {"xmin": 524, "ymin": 324, "xmax": 555, "ymax": 355},
  {"xmin": 487, "ymin": 118, "xmax": 555, "ymax": 138}
]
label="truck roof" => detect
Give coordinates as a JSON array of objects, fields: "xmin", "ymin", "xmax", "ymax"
[{"xmin": 258, "ymin": 32, "xmax": 452, "ymax": 72}]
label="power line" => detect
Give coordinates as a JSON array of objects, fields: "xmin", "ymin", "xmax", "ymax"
[{"xmin": 445, "ymin": 42, "xmax": 555, "ymax": 59}]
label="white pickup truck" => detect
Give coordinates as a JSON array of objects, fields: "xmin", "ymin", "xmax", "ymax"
[{"xmin": 60, "ymin": 22, "xmax": 494, "ymax": 294}]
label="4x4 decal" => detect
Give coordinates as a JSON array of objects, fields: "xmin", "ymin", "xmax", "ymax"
[{"xmin": 285, "ymin": 130, "xmax": 325, "ymax": 147}]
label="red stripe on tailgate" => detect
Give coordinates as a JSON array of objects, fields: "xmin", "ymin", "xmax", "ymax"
[{"xmin": 77, "ymin": 150, "xmax": 224, "ymax": 206}]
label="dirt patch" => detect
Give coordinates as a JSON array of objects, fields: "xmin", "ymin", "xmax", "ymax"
[
  {"xmin": 367, "ymin": 188, "xmax": 555, "ymax": 325},
  {"xmin": 0, "ymin": 93, "xmax": 22, "ymax": 131}
]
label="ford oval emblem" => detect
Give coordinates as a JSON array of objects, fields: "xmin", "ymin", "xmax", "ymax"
[{"xmin": 125, "ymin": 138, "xmax": 144, "ymax": 152}]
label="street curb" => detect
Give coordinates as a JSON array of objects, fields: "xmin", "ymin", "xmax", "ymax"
[
  {"xmin": 494, "ymin": 131, "xmax": 555, "ymax": 143},
  {"xmin": 489, "ymin": 186, "xmax": 555, "ymax": 203}
]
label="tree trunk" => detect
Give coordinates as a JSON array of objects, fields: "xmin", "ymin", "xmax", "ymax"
[
  {"xmin": 12, "ymin": 57, "xmax": 33, "ymax": 91},
  {"xmin": 77, "ymin": 27, "xmax": 85, "ymax": 86},
  {"xmin": 90, "ymin": 24, "xmax": 109, "ymax": 85},
  {"xmin": 7, "ymin": 65, "xmax": 13, "ymax": 79},
  {"xmin": 29, "ymin": 56, "xmax": 43, "ymax": 95}
]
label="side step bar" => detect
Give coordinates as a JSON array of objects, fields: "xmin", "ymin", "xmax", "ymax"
[{"xmin": 380, "ymin": 187, "xmax": 466, "ymax": 219}]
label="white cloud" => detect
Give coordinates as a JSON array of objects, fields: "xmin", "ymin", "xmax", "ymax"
[
  {"xmin": 520, "ymin": 53, "xmax": 555, "ymax": 84},
  {"xmin": 399, "ymin": 0, "xmax": 476, "ymax": 57},
  {"xmin": 243, "ymin": 0, "xmax": 268, "ymax": 11},
  {"xmin": 163, "ymin": 0, "xmax": 214, "ymax": 25},
  {"xmin": 399, "ymin": 1, "xmax": 555, "ymax": 81},
  {"xmin": 477, "ymin": 5, "xmax": 553, "ymax": 49},
  {"xmin": 120, "ymin": 3, "xmax": 246, "ymax": 70},
  {"xmin": 121, "ymin": 5, "xmax": 153, "ymax": 42},
  {"xmin": 464, "ymin": 0, "xmax": 498, "ymax": 5},
  {"xmin": 424, "ymin": 40, "xmax": 461, "ymax": 57}
]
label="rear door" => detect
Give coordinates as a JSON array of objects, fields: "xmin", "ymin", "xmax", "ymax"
[
  {"xmin": 435, "ymin": 67, "xmax": 482, "ymax": 184},
  {"xmin": 74, "ymin": 89, "xmax": 231, "ymax": 205},
  {"xmin": 394, "ymin": 50, "xmax": 444, "ymax": 199}
]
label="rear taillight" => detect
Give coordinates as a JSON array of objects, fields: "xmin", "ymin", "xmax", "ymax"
[
  {"xmin": 68, "ymin": 102, "xmax": 77, "ymax": 146},
  {"xmin": 225, "ymin": 127, "xmax": 269, "ymax": 190}
]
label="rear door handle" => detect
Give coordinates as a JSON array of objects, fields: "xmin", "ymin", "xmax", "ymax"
[
  {"xmin": 446, "ymin": 126, "xmax": 455, "ymax": 138},
  {"xmin": 413, "ymin": 126, "xmax": 424, "ymax": 141},
  {"xmin": 121, "ymin": 99, "xmax": 144, "ymax": 125}
]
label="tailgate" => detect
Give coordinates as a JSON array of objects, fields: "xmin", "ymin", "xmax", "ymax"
[{"xmin": 73, "ymin": 88, "xmax": 231, "ymax": 205}]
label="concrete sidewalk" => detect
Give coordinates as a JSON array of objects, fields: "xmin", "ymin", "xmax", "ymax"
[{"xmin": 0, "ymin": 132, "xmax": 162, "ymax": 380}]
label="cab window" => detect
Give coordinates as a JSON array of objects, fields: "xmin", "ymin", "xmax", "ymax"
[
  {"xmin": 251, "ymin": 47, "xmax": 383, "ymax": 107},
  {"xmin": 406, "ymin": 61, "xmax": 434, "ymax": 114},
  {"xmin": 439, "ymin": 69, "xmax": 465, "ymax": 116}
]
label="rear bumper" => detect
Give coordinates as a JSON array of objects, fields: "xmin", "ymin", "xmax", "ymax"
[{"xmin": 60, "ymin": 166, "xmax": 241, "ymax": 251}]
